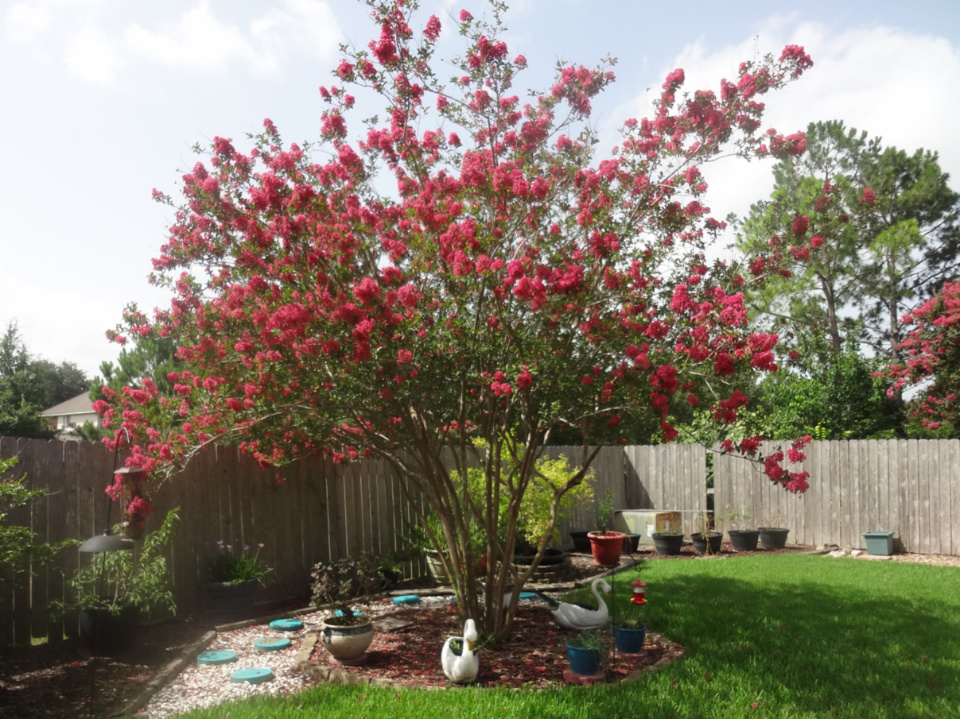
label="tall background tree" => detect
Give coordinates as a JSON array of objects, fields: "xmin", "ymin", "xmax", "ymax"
[
  {"xmin": 98, "ymin": 0, "xmax": 812, "ymax": 640},
  {"xmin": 739, "ymin": 119, "xmax": 960, "ymax": 364},
  {"xmin": 733, "ymin": 120, "xmax": 960, "ymax": 438},
  {"xmin": 0, "ymin": 321, "xmax": 89, "ymax": 437}
]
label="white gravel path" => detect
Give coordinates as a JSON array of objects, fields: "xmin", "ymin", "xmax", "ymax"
[{"xmin": 144, "ymin": 596, "xmax": 455, "ymax": 718}]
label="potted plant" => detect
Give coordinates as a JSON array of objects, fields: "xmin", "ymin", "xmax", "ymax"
[
  {"xmin": 758, "ymin": 513, "xmax": 790, "ymax": 550},
  {"xmin": 311, "ymin": 556, "xmax": 378, "ymax": 663},
  {"xmin": 565, "ymin": 629, "xmax": 608, "ymax": 677},
  {"xmin": 651, "ymin": 527, "xmax": 684, "ymax": 556},
  {"xmin": 725, "ymin": 509, "xmax": 759, "ymax": 552},
  {"xmin": 206, "ymin": 538, "xmax": 272, "ymax": 621},
  {"xmin": 613, "ymin": 615, "xmax": 646, "ymax": 654},
  {"xmin": 588, "ymin": 492, "xmax": 624, "ymax": 565},
  {"xmin": 52, "ymin": 508, "xmax": 179, "ymax": 656},
  {"xmin": 691, "ymin": 512, "xmax": 723, "ymax": 555}
]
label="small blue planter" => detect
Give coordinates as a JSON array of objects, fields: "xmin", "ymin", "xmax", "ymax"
[
  {"xmin": 863, "ymin": 531, "xmax": 895, "ymax": 556},
  {"xmin": 614, "ymin": 625, "xmax": 646, "ymax": 654},
  {"xmin": 565, "ymin": 642, "xmax": 601, "ymax": 675}
]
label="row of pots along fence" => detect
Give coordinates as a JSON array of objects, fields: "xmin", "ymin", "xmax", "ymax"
[{"xmin": 2, "ymin": 435, "xmax": 958, "ymax": 646}]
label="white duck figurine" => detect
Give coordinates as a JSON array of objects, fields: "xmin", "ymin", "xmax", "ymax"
[
  {"xmin": 552, "ymin": 577, "xmax": 611, "ymax": 631},
  {"xmin": 441, "ymin": 618, "xmax": 479, "ymax": 684}
]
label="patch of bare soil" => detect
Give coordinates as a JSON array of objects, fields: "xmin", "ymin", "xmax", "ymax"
[{"xmin": 0, "ymin": 543, "xmax": 823, "ymax": 718}]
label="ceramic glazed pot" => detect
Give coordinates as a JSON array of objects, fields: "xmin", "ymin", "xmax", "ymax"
[
  {"xmin": 320, "ymin": 616, "xmax": 374, "ymax": 662},
  {"xmin": 614, "ymin": 625, "xmax": 646, "ymax": 653},
  {"xmin": 565, "ymin": 641, "xmax": 601, "ymax": 675},
  {"xmin": 587, "ymin": 531, "xmax": 625, "ymax": 565}
]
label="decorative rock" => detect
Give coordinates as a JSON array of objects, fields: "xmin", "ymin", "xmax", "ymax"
[
  {"xmin": 269, "ymin": 618, "xmax": 303, "ymax": 631},
  {"xmin": 850, "ymin": 549, "xmax": 864, "ymax": 557},
  {"xmin": 254, "ymin": 637, "xmax": 292, "ymax": 652},
  {"xmin": 392, "ymin": 594, "xmax": 421, "ymax": 605},
  {"xmin": 197, "ymin": 650, "xmax": 238, "ymax": 665},
  {"xmin": 230, "ymin": 668, "xmax": 274, "ymax": 684}
]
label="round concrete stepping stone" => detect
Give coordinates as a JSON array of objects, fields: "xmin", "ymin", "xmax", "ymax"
[
  {"xmin": 230, "ymin": 668, "xmax": 274, "ymax": 684},
  {"xmin": 269, "ymin": 618, "xmax": 303, "ymax": 631},
  {"xmin": 392, "ymin": 594, "xmax": 421, "ymax": 605},
  {"xmin": 254, "ymin": 636, "xmax": 292, "ymax": 651},
  {"xmin": 197, "ymin": 650, "xmax": 237, "ymax": 665}
]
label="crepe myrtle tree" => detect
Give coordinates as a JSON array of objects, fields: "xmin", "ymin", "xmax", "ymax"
[
  {"xmin": 95, "ymin": 0, "xmax": 813, "ymax": 640},
  {"xmin": 884, "ymin": 282, "xmax": 960, "ymax": 436}
]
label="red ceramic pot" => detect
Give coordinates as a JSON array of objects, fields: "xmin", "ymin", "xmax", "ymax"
[{"xmin": 587, "ymin": 531, "xmax": 625, "ymax": 566}]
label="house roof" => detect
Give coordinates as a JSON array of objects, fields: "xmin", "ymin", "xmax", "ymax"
[{"xmin": 41, "ymin": 392, "xmax": 96, "ymax": 417}]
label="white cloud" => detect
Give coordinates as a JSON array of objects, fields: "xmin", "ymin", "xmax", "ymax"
[
  {"xmin": 123, "ymin": 0, "xmax": 341, "ymax": 77},
  {"xmin": 64, "ymin": 24, "xmax": 122, "ymax": 84},
  {"xmin": 646, "ymin": 20, "xmax": 960, "ymax": 235},
  {"xmin": 5, "ymin": 3, "xmax": 50, "ymax": 42}
]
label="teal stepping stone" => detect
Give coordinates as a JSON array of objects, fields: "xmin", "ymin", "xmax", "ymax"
[
  {"xmin": 269, "ymin": 618, "xmax": 303, "ymax": 631},
  {"xmin": 254, "ymin": 637, "xmax": 292, "ymax": 651},
  {"xmin": 230, "ymin": 668, "xmax": 274, "ymax": 684},
  {"xmin": 519, "ymin": 592, "xmax": 537, "ymax": 601},
  {"xmin": 198, "ymin": 650, "xmax": 237, "ymax": 665},
  {"xmin": 392, "ymin": 594, "xmax": 421, "ymax": 605},
  {"xmin": 333, "ymin": 609, "xmax": 364, "ymax": 617}
]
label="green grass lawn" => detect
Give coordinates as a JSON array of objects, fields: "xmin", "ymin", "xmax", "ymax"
[{"xmin": 174, "ymin": 555, "xmax": 960, "ymax": 718}]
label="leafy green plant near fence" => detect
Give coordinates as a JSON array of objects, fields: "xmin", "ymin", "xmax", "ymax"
[{"xmin": 0, "ymin": 457, "xmax": 77, "ymax": 591}]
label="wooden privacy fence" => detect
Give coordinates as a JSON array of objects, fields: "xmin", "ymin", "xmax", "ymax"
[
  {"xmin": 0, "ymin": 438, "xmax": 699, "ymax": 646},
  {"xmin": 715, "ymin": 439, "xmax": 960, "ymax": 555},
  {"xmin": 5, "ymin": 436, "xmax": 956, "ymax": 646}
]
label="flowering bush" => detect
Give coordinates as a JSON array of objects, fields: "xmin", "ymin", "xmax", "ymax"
[
  {"xmin": 207, "ymin": 540, "xmax": 271, "ymax": 586},
  {"xmin": 97, "ymin": 0, "xmax": 813, "ymax": 640}
]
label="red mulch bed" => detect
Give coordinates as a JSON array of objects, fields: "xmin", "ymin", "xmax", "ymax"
[{"xmin": 309, "ymin": 601, "xmax": 674, "ymax": 688}]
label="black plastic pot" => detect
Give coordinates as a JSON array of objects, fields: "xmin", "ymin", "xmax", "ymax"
[
  {"xmin": 728, "ymin": 529, "xmax": 760, "ymax": 552},
  {"xmin": 621, "ymin": 533, "xmax": 641, "ymax": 555},
  {"xmin": 569, "ymin": 531, "xmax": 591, "ymax": 554},
  {"xmin": 206, "ymin": 579, "xmax": 257, "ymax": 622},
  {"xmin": 514, "ymin": 547, "xmax": 565, "ymax": 565},
  {"xmin": 652, "ymin": 532, "xmax": 684, "ymax": 556},
  {"xmin": 759, "ymin": 527, "xmax": 790, "ymax": 550},
  {"xmin": 691, "ymin": 531, "xmax": 723, "ymax": 555},
  {"xmin": 79, "ymin": 604, "xmax": 140, "ymax": 656}
]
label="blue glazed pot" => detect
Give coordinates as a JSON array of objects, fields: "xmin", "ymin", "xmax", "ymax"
[
  {"xmin": 565, "ymin": 641, "xmax": 601, "ymax": 675},
  {"xmin": 614, "ymin": 625, "xmax": 646, "ymax": 653}
]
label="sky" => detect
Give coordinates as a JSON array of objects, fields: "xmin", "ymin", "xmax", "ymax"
[{"xmin": 1, "ymin": 0, "xmax": 959, "ymax": 379}]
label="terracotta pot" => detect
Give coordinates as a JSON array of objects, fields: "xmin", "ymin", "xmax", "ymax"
[
  {"xmin": 321, "ymin": 616, "xmax": 374, "ymax": 662},
  {"xmin": 587, "ymin": 531, "xmax": 625, "ymax": 566}
]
